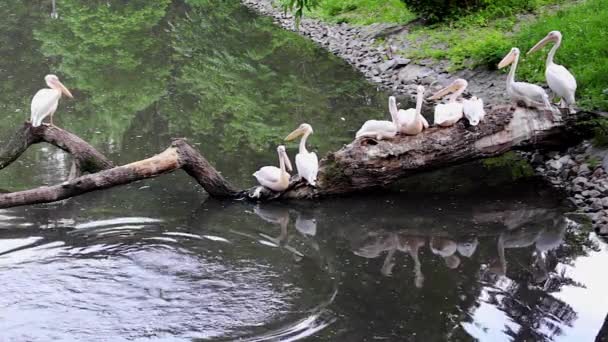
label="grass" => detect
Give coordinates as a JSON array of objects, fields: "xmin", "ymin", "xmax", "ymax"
[
  {"xmin": 279, "ymin": 0, "xmax": 415, "ymax": 25},
  {"xmin": 403, "ymin": 0, "xmax": 607, "ymax": 109}
]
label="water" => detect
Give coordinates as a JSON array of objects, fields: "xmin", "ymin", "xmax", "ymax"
[{"xmin": 0, "ymin": 1, "xmax": 607, "ymax": 341}]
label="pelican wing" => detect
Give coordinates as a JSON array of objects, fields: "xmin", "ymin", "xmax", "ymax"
[
  {"xmin": 31, "ymin": 89, "xmax": 61, "ymax": 127},
  {"xmin": 356, "ymin": 120, "xmax": 397, "ymax": 139},
  {"xmin": 295, "ymin": 152, "xmax": 318, "ymax": 186},
  {"xmin": 511, "ymin": 82, "xmax": 550, "ymax": 108},
  {"xmin": 434, "ymin": 102, "xmax": 463, "ymax": 127},
  {"xmin": 546, "ymin": 63, "xmax": 576, "ymax": 104},
  {"xmin": 463, "ymin": 97, "xmax": 485, "ymax": 126},
  {"xmin": 253, "ymin": 166, "xmax": 281, "ymax": 184}
]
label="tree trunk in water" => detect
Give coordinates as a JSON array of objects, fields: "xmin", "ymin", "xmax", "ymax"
[{"xmin": 0, "ymin": 106, "xmax": 601, "ymax": 208}]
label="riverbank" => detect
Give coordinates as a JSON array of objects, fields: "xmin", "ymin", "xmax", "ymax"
[
  {"xmin": 241, "ymin": 0, "xmax": 507, "ymax": 105},
  {"xmin": 241, "ymin": 0, "xmax": 607, "ymax": 231}
]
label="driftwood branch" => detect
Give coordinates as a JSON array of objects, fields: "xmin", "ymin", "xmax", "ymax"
[
  {"xmin": 0, "ymin": 106, "xmax": 600, "ymax": 208},
  {"xmin": 0, "ymin": 123, "xmax": 113, "ymax": 173}
]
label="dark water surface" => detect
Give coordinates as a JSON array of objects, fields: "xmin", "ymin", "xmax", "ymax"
[{"xmin": 1, "ymin": 1, "xmax": 607, "ymax": 341}]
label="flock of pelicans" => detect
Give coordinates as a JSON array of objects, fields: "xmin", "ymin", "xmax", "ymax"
[{"xmin": 28, "ymin": 31, "xmax": 576, "ymax": 193}]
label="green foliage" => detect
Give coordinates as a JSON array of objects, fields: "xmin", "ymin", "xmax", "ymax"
[
  {"xmin": 482, "ymin": 151, "xmax": 534, "ymax": 180},
  {"xmin": 304, "ymin": 0, "xmax": 415, "ymax": 25},
  {"xmin": 587, "ymin": 156, "xmax": 601, "ymax": 169}
]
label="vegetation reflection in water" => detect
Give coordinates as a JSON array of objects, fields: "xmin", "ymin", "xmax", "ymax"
[
  {"xmin": 0, "ymin": 0, "xmax": 607, "ymax": 341},
  {"xmin": 0, "ymin": 0, "xmax": 388, "ymax": 189}
]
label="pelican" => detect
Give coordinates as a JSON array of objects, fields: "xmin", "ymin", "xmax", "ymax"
[
  {"xmin": 390, "ymin": 86, "xmax": 428, "ymax": 135},
  {"xmin": 253, "ymin": 145, "xmax": 293, "ymax": 192},
  {"xmin": 498, "ymin": 47, "xmax": 552, "ymax": 110},
  {"xmin": 30, "ymin": 74, "xmax": 73, "ymax": 127},
  {"xmin": 285, "ymin": 123, "xmax": 318, "ymax": 186},
  {"xmin": 355, "ymin": 97, "xmax": 398, "ymax": 140},
  {"xmin": 428, "ymin": 79, "xmax": 467, "ymax": 127},
  {"xmin": 527, "ymin": 31, "xmax": 577, "ymax": 112}
]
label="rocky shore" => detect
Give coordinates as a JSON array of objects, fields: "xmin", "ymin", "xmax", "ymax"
[
  {"xmin": 241, "ymin": 0, "xmax": 607, "ymax": 232},
  {"xmin": 524, "ymin": 144, "xmax": 608, "ymax": 233}
]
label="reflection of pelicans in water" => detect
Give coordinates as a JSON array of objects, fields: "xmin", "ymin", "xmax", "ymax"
[
  {"xmin": 398, "ymin": 235, "xmax": 426, "ymax": 288},
  {"xmin": 30, "ymin": 74, "xmax": 73, "ymax": 127},
  {"xmin": 490, "ymin": 219, "xmax": 566, "ymax": 278},
  {"xmin": 430, "ymin": 236, "xmax": 460, "ymax": 269},
  {"xmin": 253, "ymin": 145, "xmax": 293, "ymax": 192},
  {"xmin": 285, "ymin": 123, "xmax": 319, "ymax": 186}
]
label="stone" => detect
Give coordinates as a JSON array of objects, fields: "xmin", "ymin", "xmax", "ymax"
[
  {"xmin": 593, "ymin": 168, "xmax": 605, "ymax": 178},
  {"xmin": 589, "ymin": 190, "xmax": 601, "ymax": 198},
  {"xmin": 398, "ymin": 64, "xmax": 434, "ymax": 84},
  {"xmin": 590, "ymin": 198, "xmax": 604, "ymax": 211},
  {"xmin": 573, "ymin": 185, "xmax": 583, "ymax": 193},
  {"xmin": 558, "ymin": 155, "xmax": 573, "ymax": 166},
  {"xmin": 377, "ymin": 59, "xmax": 397, "ymax": 73},
  {"xmin": 573, "ymin": 176, "xmax": 587, "ymax": 185},
  {"xmin": 547, "ymin": 159, "xmax": 563, "ymax": 171},
  {"xmin": 582, "ymin": 190, "xmax": 591, "ymax": 198},
  {"xmin": 578, "ymin": 163, "xmax": 591, "ymax": 176},
  {"xmin": 602, "ymin": 197, "xmax": 608, "ymax": 209}
]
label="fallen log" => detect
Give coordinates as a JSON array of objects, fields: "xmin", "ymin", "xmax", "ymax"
[{"xmin": 0, "ymin": 105, "xmax": 601, "ymax": 208}]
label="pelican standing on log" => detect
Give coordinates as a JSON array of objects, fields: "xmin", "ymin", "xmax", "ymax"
[
  {"xmin": 498, "ymin": 48, "xmax": 552, "ymax": 111},
  {"xmin": 390, "ymin": 86, "xmax": 428, "ymax": 135},
  {"xmin": 356, "ymin": 97, "xmax": 398, "ymax": 140},
  {"xmin": 285, "ymin": 123, "xmax": 318, "ymax": 186},
  {"xmin": 30, "ymin": 74, "xmax": 73, "ymax": 127},
  {"xmin": 428, "ymin": 78, "xmax": 467, "ymax": 127},
  {"xmin": 527, "ymin": 31, "xmax": 577, "ymax": 112},
  {"xmin": 253, "ymin": 145, "xmax": 293, "ymax": 192}
]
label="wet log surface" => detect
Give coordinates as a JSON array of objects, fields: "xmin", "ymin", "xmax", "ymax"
[{"xmin": 0, "ymin": 106, "xmax": 601, "ymax": 208}]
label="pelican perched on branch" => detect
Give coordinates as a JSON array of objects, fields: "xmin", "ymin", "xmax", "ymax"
[
  {"xmin": 30, "ymin": 74, "xmax": 73, "ymax": 127},
  {"xmin": 253, "ymin": 145, "xmax": 292, "ymax": 192},
  {"xmin": 356, "ymin": 98, "xmax": 398, "ymax": 140},
  {"xmin": 285, "ymin": 123, "xmax": 318, "ymax": 186},
  {"xmin": 428, "ymin": 78, "xmax": 467, "ymax": 127},
  {"xmin": 498, "ymin": 48, "xmax": 552, "ymax": 111},
  {"xmin": 390, "ymin": 86, "xmax": 428, "ymax": 135},
  {"xmin": 527, "ymin": 31, "xmax": 577, "ymax": 112}
]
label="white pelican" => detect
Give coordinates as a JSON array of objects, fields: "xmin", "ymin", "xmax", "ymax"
[
  {"xmin": 285, "ymin": 123, "xmax": 318, "ymax": 186},
  {"xmin": 30, "ymin": 74, "xmax": 73, "ymax": 127},
  {"xmin": 498, "ymin": 48, "xmax": 552, "ymax": 110},
  {"xmin": 428, "ymin": 79, "xmax": 467, "ymax": 127},
  {"xmin": 253, "ymin": 145, "xmax": 293, "ymax": 192},
  {"xmin": 355, "ymin": 98, "xmax": 398, "ymax": 140},
  {"xmin": 527, "ymin": 31, "xmax": 577, "ymax": 112},
  {"xmin": 390, "ymin": 86, "xmax": 428, "ymax": 135}
]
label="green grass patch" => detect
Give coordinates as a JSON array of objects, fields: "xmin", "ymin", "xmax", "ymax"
[{"xmin": 404, "ymin": 0, "xmax": 607, "ymax": 109}]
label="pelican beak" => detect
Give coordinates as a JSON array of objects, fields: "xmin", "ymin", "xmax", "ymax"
[
  {"xmin": 498, "ymin": 51, "xmax": 515, "ymax": 69},
  {"xmin": 285, "ymin": 127, "xmax": 305, "ymax": 141},
  {"xmin": 281, "ymin": 149, "xmax": 293, "ymax": 172},
  {"xmin": 527, "ymin": 35, "xmax": 553, "ymax": 55},
  {"xmin": 428, "ymin": 83, "xmax": 458, "ymax": 100},
  {"xmin": 57, "ymin": 80, "xmax": 74, "ymax": 99}
]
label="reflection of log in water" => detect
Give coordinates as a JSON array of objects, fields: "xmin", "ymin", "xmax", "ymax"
[{"xmin": 0, "ymin": 106, "xmax": 602, "ymax": 207}]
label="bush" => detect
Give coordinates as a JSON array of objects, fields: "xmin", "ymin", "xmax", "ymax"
[
  {"xmin": 400, "ymin": 0, "xmax": 485, "ymax": 22},
  {"xmin": 401, "ymin": 0, "xmax": 546, "ymax": 23}
]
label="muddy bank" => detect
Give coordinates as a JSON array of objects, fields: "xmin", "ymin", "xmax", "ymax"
[{"xmin": 240, "ymin": 0, "xmax": 509, "ymax": 106}]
